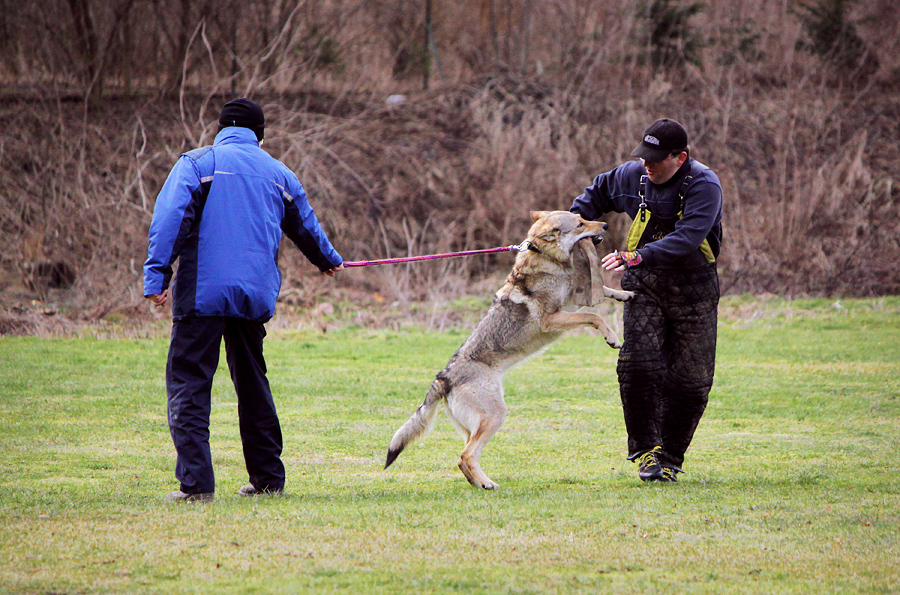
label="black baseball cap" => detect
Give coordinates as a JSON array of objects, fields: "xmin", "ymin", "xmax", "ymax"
[
  {"xmin": 631, "ymin": 118, "xmax": 688, "ymax": 162},
  {"xmin": 219, "ymin": 98, "xmax": 265, "ymax": 142}
]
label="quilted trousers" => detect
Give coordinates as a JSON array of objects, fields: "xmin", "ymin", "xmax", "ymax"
[{"xmin": 617, "ymin": 263, "xmax": 719, "ymax": 469}]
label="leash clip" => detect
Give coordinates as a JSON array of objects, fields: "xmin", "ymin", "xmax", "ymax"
[{"xmin": 509, "ymin": 240, "xmax": 541, "ymax": 254}]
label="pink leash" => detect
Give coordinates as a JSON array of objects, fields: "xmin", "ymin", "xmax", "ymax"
[{"xmin": 342, "ymin": 241, "xmax": 537, "ymax": 268}]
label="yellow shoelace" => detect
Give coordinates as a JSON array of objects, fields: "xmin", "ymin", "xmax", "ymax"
[{"xmin": 637, "ymin": 446, "xmax": 663, "ymax": 467}]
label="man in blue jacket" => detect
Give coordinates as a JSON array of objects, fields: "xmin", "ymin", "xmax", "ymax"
[
  {"xmin": 570, "ymin": 118, "xmax": 722, "ymax": 483},
  {"xmin": 144, "ymin": 98, "xmax": 344, "ymax": 502}
]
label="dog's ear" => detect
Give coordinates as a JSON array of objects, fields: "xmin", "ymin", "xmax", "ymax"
[{"xmin": 530, "ymin": 210, "xmax": 548, "ymax": 222}]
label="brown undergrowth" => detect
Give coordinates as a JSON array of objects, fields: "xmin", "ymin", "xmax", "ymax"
[{"xmin": 2, "ymin": 5, "xmax": 899, "ymax": 335}]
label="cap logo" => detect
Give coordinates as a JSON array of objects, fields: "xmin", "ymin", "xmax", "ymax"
[{"xmin": 644, "ymin": 135, "xmax": 660, "ymax": 146}]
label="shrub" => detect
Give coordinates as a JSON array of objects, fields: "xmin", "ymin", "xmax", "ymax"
[
  {"xmin": 793, "ymin": 0, "xmax": 878, "ymax": 74},
  {"xmin": 635, "ymin": 0, "xmax": 706, "ymax": 67}
]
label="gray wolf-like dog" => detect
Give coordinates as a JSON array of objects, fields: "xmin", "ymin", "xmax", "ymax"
[{"xmin": 384, "ymin": 210, "xmax": 633, "ymax": 489}]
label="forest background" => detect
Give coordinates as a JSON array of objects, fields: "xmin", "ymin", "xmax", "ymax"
[{"xmin": 1, "ymin": 0, "xmax": 898, "ymax": 332}]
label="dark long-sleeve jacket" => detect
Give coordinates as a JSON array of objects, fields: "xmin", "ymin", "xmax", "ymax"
[
  {"xmin": 144, "ymin": 127, "xmax": 342, "ymax": 322},
  {"xmin": 570, "ymin": 158, "xmax": 722, "ymax": 268}
]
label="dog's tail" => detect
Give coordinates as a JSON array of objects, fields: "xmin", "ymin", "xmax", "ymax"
[{"xmin": 384, "ymin": 376, "xmax": 448, "ymax": 469}]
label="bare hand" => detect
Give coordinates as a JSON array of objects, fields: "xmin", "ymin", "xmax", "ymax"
[
  {"xmin": 323, "ymin": 263, "xmax": 345, "ymax": 278},
  {"xmin": 601, "ymin": 250, "xmax": 642, "ymax": 271},
  {"xmin": 601, "ymin": 251, "xmax": 626, "ymax": 272},
  {"xmin": 145, "ymin": 289, "xmax": 169, "ymax": 307}
]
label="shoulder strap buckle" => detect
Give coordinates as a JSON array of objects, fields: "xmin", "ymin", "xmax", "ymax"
[
  {"xmin": 677, "ymin": 175, "xmax": 693, "ymax": 214},
  {"xmin": 638, "ymin": 175, "xmax": 648, "ymax": 222}
]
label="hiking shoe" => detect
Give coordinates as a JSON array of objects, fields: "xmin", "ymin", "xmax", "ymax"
[
  {"xmin": 165, "ymin": 490, "xmax": 214, "ymax": 503},
  {"xmin": 238, "ymin": 484, "xmax": 283, "ymax": 497},
  {"xmin": 636, "ymin": 446, "xmax": 664, "ymax": 481}
]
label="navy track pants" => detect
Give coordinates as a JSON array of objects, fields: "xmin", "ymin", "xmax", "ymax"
[{"xmin": 166, "ymin": 316, "xmax": 285, "ymax": 494}]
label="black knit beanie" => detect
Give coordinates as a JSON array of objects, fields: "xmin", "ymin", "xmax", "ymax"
[{"xmin": 218, "ymin": 98, "xmax": 265, "ymax": 142}]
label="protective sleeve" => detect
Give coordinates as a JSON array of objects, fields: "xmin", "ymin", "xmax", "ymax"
[
  {"xmin": 143, "ymin": 156, "xmax": 202, "ymax": 296},
  {"xmin": 280, "ymin": 175, "xmax": 343, "ymax": 272}
]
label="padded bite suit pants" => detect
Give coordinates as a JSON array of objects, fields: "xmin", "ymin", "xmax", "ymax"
[
  {"xmin": 617, "ymin": 263, "xmax": 719, "ymax": 469},
  {"xmin": 166, "ymin": 316, "xmax": 285, "ymax": 494}
]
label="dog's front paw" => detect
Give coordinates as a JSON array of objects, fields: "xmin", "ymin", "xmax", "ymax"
[
  {"xmin": 605, "ymin": 288, "xmax": 635, "ymax": 303},
  {"xmin": 607, "ymin": 338, "xmax": 622, "ymax": 349}
]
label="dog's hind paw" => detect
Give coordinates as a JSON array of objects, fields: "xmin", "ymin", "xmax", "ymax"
[
  {"xmin": 472, "ymin": 477, "xmax": 500, "ymax": 490},
  {"xmin": 459, "ymin": 460, "xmax": 500, "ymax": 490}
]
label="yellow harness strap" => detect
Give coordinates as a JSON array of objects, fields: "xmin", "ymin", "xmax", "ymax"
[{"xmin": 625, "ymin": 174, "xmax": 715, "ymax": 263}]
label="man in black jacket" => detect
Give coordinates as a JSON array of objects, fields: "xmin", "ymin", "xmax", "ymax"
[{"xmin": 570, "ymin": 118, "xmax": 722, "ymax": 482}]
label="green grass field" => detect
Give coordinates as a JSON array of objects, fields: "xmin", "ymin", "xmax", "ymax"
[{"xmin": 1, "ymin": 296, "xmax": 898, "ymax": 594}]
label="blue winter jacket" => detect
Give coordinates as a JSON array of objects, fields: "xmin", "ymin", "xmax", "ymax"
[
  {"xmin": 570, "ymin": 158, "xmax": 722, "ymax": 268},
  {"xmin": 143, "ymin": 127, "xmax": 343, "ymax": 322}
]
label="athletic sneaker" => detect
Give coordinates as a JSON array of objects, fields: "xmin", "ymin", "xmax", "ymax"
[
  {"xmin": 238, "ymin": 484, "xmax": 284, "ymax": 497},
  {"xmin": 165, "ymin": 490, "xmax": 214, "ymax": 502},
  {"xmin": 636, "ymin": 446, "xmax": 665, "ymax": 481}
]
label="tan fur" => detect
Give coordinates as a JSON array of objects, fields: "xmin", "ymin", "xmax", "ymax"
[{"xmin": 384, "ymin": 211, "xmax": 634, "ymax": 489}]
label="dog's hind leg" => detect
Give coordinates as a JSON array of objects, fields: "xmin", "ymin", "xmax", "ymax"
[
  {"xmin": 458, "ymin": 418, "xmax": 505, "ymax": 490},
  {"xmin": 446, "ymin": 379, "xmax": 507, "ymax": 490}
]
